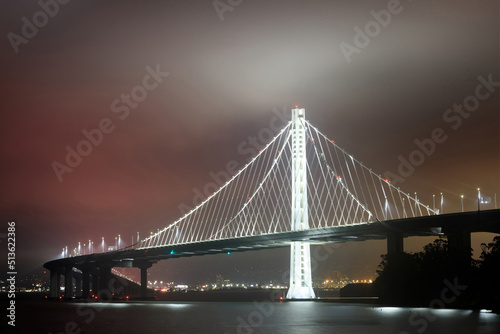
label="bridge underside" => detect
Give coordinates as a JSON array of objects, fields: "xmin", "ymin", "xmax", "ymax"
[{"xmin": 44, "ymin": 209, "xmax": 499, "ymax": 299}]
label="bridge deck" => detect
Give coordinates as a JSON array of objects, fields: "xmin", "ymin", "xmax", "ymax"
[{"xmin": 44, "ymin": 209, "xmax": 499, "ymax": 270}]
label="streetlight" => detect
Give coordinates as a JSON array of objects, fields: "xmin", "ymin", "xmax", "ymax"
[
  {"xmin": 440, "ymin": 193, "xmax": 443, "ymax": 214},
  {"xmin": 461, "ymin": 195, "xmax": 464, "ymax": 212},
  {"xmin": 101, "ymin": 237, "xmax": 105, "ymax": 253},
  {"xmin": 414, "ymin": 192, "xmax": 418, "ymax": 214},
  {"xmin": 478, "ymin": 188, "xmax": 481, "ymax": 211},
  {"xmin": 118, "ymin": 234, "xmax": 121, "ymax": 249}
]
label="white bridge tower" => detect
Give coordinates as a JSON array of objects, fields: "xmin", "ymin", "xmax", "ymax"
[{"xmin": 287, "ymin": 107, "xmax": 315, "ymax": 299}]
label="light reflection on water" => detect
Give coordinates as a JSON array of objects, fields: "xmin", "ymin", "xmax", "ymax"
[{"xmin": 21, "ymin": 300, "xmax": 500, "ymax": 334}]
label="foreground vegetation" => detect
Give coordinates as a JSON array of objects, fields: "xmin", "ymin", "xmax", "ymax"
[{"xmin": 373, "ymin": 236, "xmax": 500, "ymax": 312}]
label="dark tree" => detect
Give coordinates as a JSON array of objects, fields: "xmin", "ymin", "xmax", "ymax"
[
  {"xmin": 477, "ymin": 236, "xmax": 500, "ymax": 312},
  {"xmin": 374, "ymin": 238, "xmax": 478, "ymax": 307}
]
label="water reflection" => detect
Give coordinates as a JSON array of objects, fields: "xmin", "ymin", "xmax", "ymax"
[{"xmin": 26, "ymin": 299, "xmax": 500, "ymax": 334}]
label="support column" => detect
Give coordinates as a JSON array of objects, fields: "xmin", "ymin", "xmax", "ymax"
[
  {"xmin": 387, "ymin": 231, "xmax": 404, "ymax": 258},
  {"xmin": 82, "ymin": 269, "xmax": 90, "ymax": 299},
  {"xmin": 50, "ymin": 269, "xmax": 60, "ymax": 298},
  {"xmin": 139, "ymin": 263, "xmax": 152, "ymax": 299},
  {"xmin": 287, "ymin": 107, "xmax": 315, "ymax": 299},
  {"xmin": 64, "ymin": 266, "xmax": 73, "ymax": 299},
  {"xmin": 91, "ymin": 271, "xmax": 100, "ymax": 297},
  {"xmin": 75, "ymin": 274, "xmax": 82, "ymax": 298},
  {"xmin": 98, "ymin": 266, "xmax": 112, "ymax": 300}
]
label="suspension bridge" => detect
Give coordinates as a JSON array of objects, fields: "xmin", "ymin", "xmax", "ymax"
[{"xmin": 44, "ymin": 108, "xmax": 500, "ymax": 300}]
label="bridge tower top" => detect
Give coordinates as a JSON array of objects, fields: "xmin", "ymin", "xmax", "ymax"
[{"xmin": 291, "ymin": 106, "xmax": 308, "ymax": 231}]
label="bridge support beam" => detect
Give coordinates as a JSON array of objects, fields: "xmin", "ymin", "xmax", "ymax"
[
  {"xmin": 64, "ymin": 266, "xmax": 73, "ymax": 299},
  {"xmin": 91, "ymin": 270, "xmax": 99, "ymax": 297},
  {"xmin": 387, "ymin": 231, "xmax": 404, "ymax": 258},
  {"xmin": 98, "ymin": 266, "xmax": 112, "ymax": 300},
  {"xmin": 287, "ymin": 107, "xmax": 315, "ymax": 299},
  {"xmin": 81, "ymin": 269, "xmax": 91, "ymax": 299},
  {"xmin": 50, "ymin": 269, "xmax": 60, "ymax": 298},
  {"xmin": 139, "ymin": 264, "xmax": 152, "ymax": 299},
  {"xmin": 75, "ymin": 275, "xmax": 82, "ymax": 298}
]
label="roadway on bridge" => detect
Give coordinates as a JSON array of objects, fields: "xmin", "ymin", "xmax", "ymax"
[{"xmin": 44, "ymin": 209, "xmax": 500, "ymax": 270}]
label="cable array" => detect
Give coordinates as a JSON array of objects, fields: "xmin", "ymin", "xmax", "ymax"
[{"xmin": 136, "ymin": 118, "xmax": 437, "ymax": 249}]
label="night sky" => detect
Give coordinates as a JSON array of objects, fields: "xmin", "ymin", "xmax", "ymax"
[{"xmin": 1, "ymin": 0, "xmax": 498, "ymax": 284}]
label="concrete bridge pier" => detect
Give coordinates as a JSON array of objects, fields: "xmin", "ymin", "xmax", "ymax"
[
  {"xmin": 386, "ymin": 230, "xmax": 404, "ymax": 258},
  {"xmin": 91, "ymin": 270, "xmax": 100, "ymax": 297},
  {"xmin": 75, "ymin": 274, "xmax": 82, "ymax": 298},
  {"xmin": 98, "ymin": 266, "xmax": 112, "ymax": 300},
  {"xmin": 81, "ymin": 268, "xmax": 91, "ymax": 299},
  {"xmin": 139, "ymin": 263, "xmax": 152, "ymax": 299},
  {"xmin": 49, "ymin": 269, "xmax": 61, "ymax": 298},
  {"xmin": 64, "ymin": 266, "xmax": 73, "ymax": 299}
]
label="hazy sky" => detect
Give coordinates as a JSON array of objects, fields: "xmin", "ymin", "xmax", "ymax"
[{"xmin": 0, "ymin": 0, "xmax": 498, "ymax": 284}]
